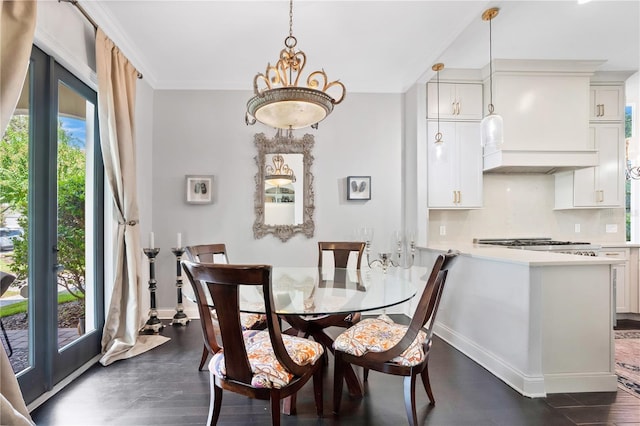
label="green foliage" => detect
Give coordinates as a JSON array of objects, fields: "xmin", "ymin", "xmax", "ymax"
[
  {"xmin": 0, "ymin": 292, "xmax": 79, "ymax": 318},
  {"xmin": 1, "ymin": 115, "xmax": 86, "ymax": 300}
]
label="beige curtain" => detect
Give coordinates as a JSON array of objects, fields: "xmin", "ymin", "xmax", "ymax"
[
  {"xmin": 0, "ymin": 2, "xmax": 36, "ymax": 425},
  {"xmin": 96, "ymin": 28, "xmax": 168, "ymax": 366}
]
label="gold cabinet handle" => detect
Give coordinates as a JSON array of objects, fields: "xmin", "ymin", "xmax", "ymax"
[
  {"xmin": 456, "ymin": 102, "xmax": 461, "ymax": 115},
  {"xmin": 604, "ymin": 252, "xmax": 621, "ymax": 257},
  {"xmin": 452, "ymin": 191, "xmax": 457, "ymax": 204},
  {"xmin": 451, "ymin": 102, "xmax": 456, "ymax": 115},
  {"xmin": 457, "ymin": 191, "xmax": 462, "ymax": 204}
]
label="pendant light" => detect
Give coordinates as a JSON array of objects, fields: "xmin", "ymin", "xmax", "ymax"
[
  {"xmin": 432, "ymin": 63, "xmax": 445, "ymax": 145},
  {"xmin": 245, "ymin": 0, "xmax": 346, "ymax": 130},
  {"xmin": 480, "ymin": 7, "xmax": 503, "ymax": 148}
]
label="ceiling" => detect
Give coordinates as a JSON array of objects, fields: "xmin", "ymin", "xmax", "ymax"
[{"xmin": 80, "ymin": 0, "xmax": 639, "ymax": 93}]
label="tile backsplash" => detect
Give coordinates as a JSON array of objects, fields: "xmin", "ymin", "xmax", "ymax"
[{"xmin": 428, "ymin": 174, "xmax": 626, "ymax": 244}]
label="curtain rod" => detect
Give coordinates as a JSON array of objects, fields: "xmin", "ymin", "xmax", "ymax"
[{"xmin": 59, "ymin": 0, "xmax": 143, "ymax": 79}]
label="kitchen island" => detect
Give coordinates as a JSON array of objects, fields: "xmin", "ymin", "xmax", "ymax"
[{"xmin": 418, "ymin": 243, "xmax": 620, "ymax": 397}]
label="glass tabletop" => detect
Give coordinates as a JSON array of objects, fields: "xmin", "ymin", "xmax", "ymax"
[{"xmin": 184, "ymin": 266, "xmax": 427, "ymax": 316}]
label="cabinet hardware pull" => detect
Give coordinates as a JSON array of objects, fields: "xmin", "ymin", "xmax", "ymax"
[
  {"xmin": 604, "ymin": 253, "xmax": 620, "ymax": 256},
  {"xmin": 456, "ymin": 102, "xmax": 461, "ymax": 115},
  {"xmin": 452, "ymin": 191, "xmax": 457, "ymax": 203},
  {"xmin": 451, "ymin": 102, "xmax": 456, "ymax": 115},
  {"xmin": 457, "ymin": 191, "xmax": 461, "ymax": 204},
  {"xmin": 600, "ymin": 104, "xmax": 605, "ymax": 117}
]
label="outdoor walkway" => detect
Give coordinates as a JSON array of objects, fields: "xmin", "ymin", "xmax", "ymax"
[{"xmin": 1, "ymin": 328, "xmax": 80, "ymax": 373}]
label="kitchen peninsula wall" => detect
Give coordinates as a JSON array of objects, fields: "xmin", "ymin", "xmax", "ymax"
[{"xmin": 428, "ymin": 173, "xmax": 626, "ymax": 243}]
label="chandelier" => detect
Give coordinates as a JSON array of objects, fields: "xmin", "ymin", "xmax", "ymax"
[
  {"xmin": 358, "ymin": 228, "xmax": 416, "ymax": 273},
  {"xmin": 245, "ymin": 0, "xmax": 346, "ymax": 130},
  {"xmin": 265, "ymin": 154, "xmax": 296, "ymax": 186}
]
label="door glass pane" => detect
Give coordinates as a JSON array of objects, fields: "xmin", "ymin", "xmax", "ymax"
[
  {"xmin": 0, "ymin": 71, "xmax": 31, "ymax": 373},
  {"xmin": 56, "ymin": 82, "xmax": 96, "ymax": 350}
]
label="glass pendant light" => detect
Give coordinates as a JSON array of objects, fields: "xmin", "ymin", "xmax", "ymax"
[{"xmin": 480, "ymin": 7, "xmax": 503, "ymax": 148}]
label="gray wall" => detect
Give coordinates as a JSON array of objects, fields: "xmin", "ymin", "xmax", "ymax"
[{"xmin": 150, "ymin": 90, "xmax": 405, "ymax": 310}]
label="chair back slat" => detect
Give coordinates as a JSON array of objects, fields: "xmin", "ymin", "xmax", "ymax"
[
  {"xmin": 318, "ymin": 241, "xmax": 365, "ymax": 269},
  {"xmin": 361, "ymin": 250, "xmax": 458, "ymax": 363},
  {"xmin": 185, "ymin": 243, "xmax": 228, "ymax": 264},
  {"xmin": 181, "ymin": 261, "xmax": 309, "ymax": 383}
]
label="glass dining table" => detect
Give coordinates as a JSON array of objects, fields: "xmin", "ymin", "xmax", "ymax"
[{"xmin": 182, "ymin": 265, "xmax": 428, "ymax": 398}]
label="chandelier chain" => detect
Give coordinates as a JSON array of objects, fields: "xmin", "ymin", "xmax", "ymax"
[
  {"xmin": 289, "ymin": 0, "xmax": 293, "ymax": 39},
  {"xmin": 488, "ymin": 16, "xmax": 494, "ymax": 110}
]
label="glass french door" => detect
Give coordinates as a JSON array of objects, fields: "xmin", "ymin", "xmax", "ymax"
[{"xmin": 0, "ymin": 45, "xmax": 104, "ymax": 404}]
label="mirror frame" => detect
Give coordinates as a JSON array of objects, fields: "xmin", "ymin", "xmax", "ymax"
[{"xmin": 253, "ymin": 132, "xmax": 315, "ymax": 242}]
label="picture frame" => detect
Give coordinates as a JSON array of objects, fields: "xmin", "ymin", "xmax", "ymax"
[
  {"xmin": 185, "ymin": 175, "xmax": 213, "ymax": 204},
  {"xmin": 347, "ymin": 176, "xmax": 371, "ymax": 200}
]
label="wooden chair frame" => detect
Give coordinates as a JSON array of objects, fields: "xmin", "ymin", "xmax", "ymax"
[
  {"xmin": 332, "ymin": 251, "xmax": 458, "ymax": 426},
  {"xmin": 281, "ymin": 241, "xmax": 366, "ymax": 396},
  {"xmin": 182, "ymin": 261, "xmax": 323, "ymax": 426}
]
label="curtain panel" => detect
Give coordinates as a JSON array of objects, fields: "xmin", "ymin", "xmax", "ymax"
[
  {"xmin": 96, "ymin": 28, "xmax": 168, "ymax": 366},
  {"xmin": 0, "ymin": 1, "xmax": 36, "ymax": 425}
]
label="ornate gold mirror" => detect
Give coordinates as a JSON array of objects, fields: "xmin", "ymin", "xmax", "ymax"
[{"xmin": 253, "ymin": 132, "xmax": 315, "ymax": 242}]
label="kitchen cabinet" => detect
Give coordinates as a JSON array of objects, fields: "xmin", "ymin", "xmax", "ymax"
[
  {"xmin": 427, "ymin": 82, "xmax": 483, "ymax": 121},
  {"xmin": 427, "ymin": 121, "xmax": 482, "ymax": 208},
  {"xmin": 589, "ymin": 85, "xmax": 624, "ymax": 122},
  {"xmin": 599, "ymin": 248, "xmax": 630, "ymax": 313},
  {"xmin": 554, "ymin": 123, "xmax": 624, "ymax": 209}
]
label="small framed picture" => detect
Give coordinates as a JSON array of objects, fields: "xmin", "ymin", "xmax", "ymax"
[
  {"xmin": 185, "ymin": 175, "xmax": 213, "ymax": 204},
  {"xmin": 347, "ymin": 176, "xmax": 371, "ymax": 200}
]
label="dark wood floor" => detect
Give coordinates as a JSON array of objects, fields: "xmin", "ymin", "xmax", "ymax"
[{"xmin": 30, "ymin": 318, "xmax": 640, "ymax": 426}]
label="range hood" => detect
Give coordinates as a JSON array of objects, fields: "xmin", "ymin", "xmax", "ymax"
[
  {"xmin": 479, "ymin": 59, "xmax": 604, "ymax": 175},
  {"xmin": 483, "ymin": 148, "xmax": 598, "ymax": 174}
]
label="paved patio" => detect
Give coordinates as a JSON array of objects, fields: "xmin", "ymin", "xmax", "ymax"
[{"xmin": 1, "ymin": 328, "xmax": 80, "ymax": 373}]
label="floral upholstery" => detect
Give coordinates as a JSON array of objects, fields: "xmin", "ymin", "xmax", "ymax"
[
  {"xmin": 210, "ymin": 310, "xmax": 267, "ymax": 330},
  {"xmin": 209, "ymin": 330, "xmax": 324, "ymax": 389},
  {"xmin": 333, "ymin": 314, "xmax": 427, "ymax": 366}
]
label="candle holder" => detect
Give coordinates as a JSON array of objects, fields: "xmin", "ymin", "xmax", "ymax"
[
  {"xmin": 171, "ymin": 247, "xmax": 190, "ymax": 326},
  {"xmin": 141, "ymin": 248, "xmax": 164, "ymax": 335},
  {"xmin": 362, "ymin": 228, "xmax": 416, "ymax": 273}
]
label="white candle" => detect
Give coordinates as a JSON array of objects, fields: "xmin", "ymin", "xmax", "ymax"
[
  {"xmin": 149, "ymin": 232, "xmax": 155, "ymax": 248},
  {"xmin": 177, "ymin": 232, "xmax": 182, "ymax": 248}
]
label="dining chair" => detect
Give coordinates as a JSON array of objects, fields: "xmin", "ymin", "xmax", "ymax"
[
  {"xmin": 185, "ymin": 244, "xmax": 267, "ymax": 370},
  {"xmin": 282, "ymin": 242, "xmax": 365, "ymax": 349},
  {"xmin": 181, "ymin": 261, "xmax": 324, "ymax": 426},
  {"xmin": 332, "ymin": 250, "xmax": 459, "ymax": 426}
]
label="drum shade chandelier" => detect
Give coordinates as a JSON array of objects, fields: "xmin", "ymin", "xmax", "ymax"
[
  {"xmin": 265, "ymin": 154, "xmax": 296, "ymax": 186},
  {"xmin": 245, "ymin": 0, "xmax": 346, "ymax": 130},
  {"xmin": 480, "ymin": 7, "xmax": 503, "ymax": 148}
]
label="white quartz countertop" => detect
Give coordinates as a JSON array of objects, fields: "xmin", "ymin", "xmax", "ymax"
[
  {"xmin": 597, "ymin": 242, "xmax": 640, "ymax": 248},
  {"xmin": 420, "ymin": 243, "xmax": 622, "ymax": 266}
]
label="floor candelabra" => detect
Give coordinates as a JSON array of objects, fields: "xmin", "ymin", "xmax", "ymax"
[
  {"xmin": 171, "ymin": 247, "xmax": 190, "ymax": 326},
  {"xmin": 141, "ymin": 248, "xmax": 164, "ymax": 334}
]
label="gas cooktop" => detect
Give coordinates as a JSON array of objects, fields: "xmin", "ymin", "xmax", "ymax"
[
  {"xmin": 473, "ymin": 238, "xmax": 591, "ymax": 247},
  {"xmin": 473, "ymin": 238, "xmax": 601, "ymax": 254}
]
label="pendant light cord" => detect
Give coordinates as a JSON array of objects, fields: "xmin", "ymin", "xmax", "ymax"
[{"xmin": 488, "ymin": 16, "xmax": 494, "ymax": 113}]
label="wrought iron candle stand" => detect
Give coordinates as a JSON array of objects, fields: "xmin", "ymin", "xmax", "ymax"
[
  {"xmin": 141, "ymin": 248, "xmax": 164, "ymax": 334},
  {"xmin": 170, "ymin": 247, "xmax": 190, "ymax": 326}
]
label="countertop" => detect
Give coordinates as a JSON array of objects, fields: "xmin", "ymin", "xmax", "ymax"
[{"xmin": 420, "ymin": 242, "xmax": 623, "ymax": 266}]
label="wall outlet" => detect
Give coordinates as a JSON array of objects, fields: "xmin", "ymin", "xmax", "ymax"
[
  {"xmin": 574, "ymin": 224, "xmax": 581, "ymax": 233},
  {"xmin": 605, "ymin": 224, "xmax": 618, "ymax": 233},
  {"xmin": 439, "ymin": 225, "xmax": 446, "ymax": 236}
]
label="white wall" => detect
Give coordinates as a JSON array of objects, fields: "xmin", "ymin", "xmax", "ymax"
[{"xmin": 151, "ymin": 90, "xmax": 404, "ymax": 309}]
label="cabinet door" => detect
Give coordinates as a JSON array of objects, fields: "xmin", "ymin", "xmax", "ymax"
[
  {"xmin": 573, "ymin": 124, "xmax": 623, "ymax": 207},
  {"xmin": 427, "ymin": 121, "xmax": 457, "ymax": 207},
  {"xmin": 590, "ymin": 86, "xmax": 624, "ymax": 121},
  {"xmin": 599, "ymin": 248, "xmax": 629, "ymax": 313},
  {"xmin": 456, "ymin": 122, "xmax": 483, "ymax": 207},
  {"xmin": 427, "ymin": 121, "xmax": 482, "ymax": 208},
  {"xmin": 427, "ymin": 83, "xmax": 457, "ymax": 120},
  {"xmin": 455, "ymin": 84, "xmax": 483, "ymax": 120},
  {"xmin": 427, "ymin": 83, "xmax": 482, "ymax": 120}
]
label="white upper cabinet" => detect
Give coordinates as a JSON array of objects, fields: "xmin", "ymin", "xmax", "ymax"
[
  {"xmin": 427, "ymin": 121, "xmax": 482, "ymax": 209},
  {"xmin": 590, "ymin": 85, "xmax": 624, "ymax": 121},
  {"xmin": 555, "ymin": 123, "xmax": 624, "ymax": 209},
  {"xmin": 427, "ymin": 82, "xmax": 483, "ymax": 121}
]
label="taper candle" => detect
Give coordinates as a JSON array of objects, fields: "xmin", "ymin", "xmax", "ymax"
[
  {"xmin": 149, "ymin": 231, "xmax": 155, "ymax": 248},
  {"xmin": 177, "ymin": 232, "xmax": 182, "ymax": 248}
]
